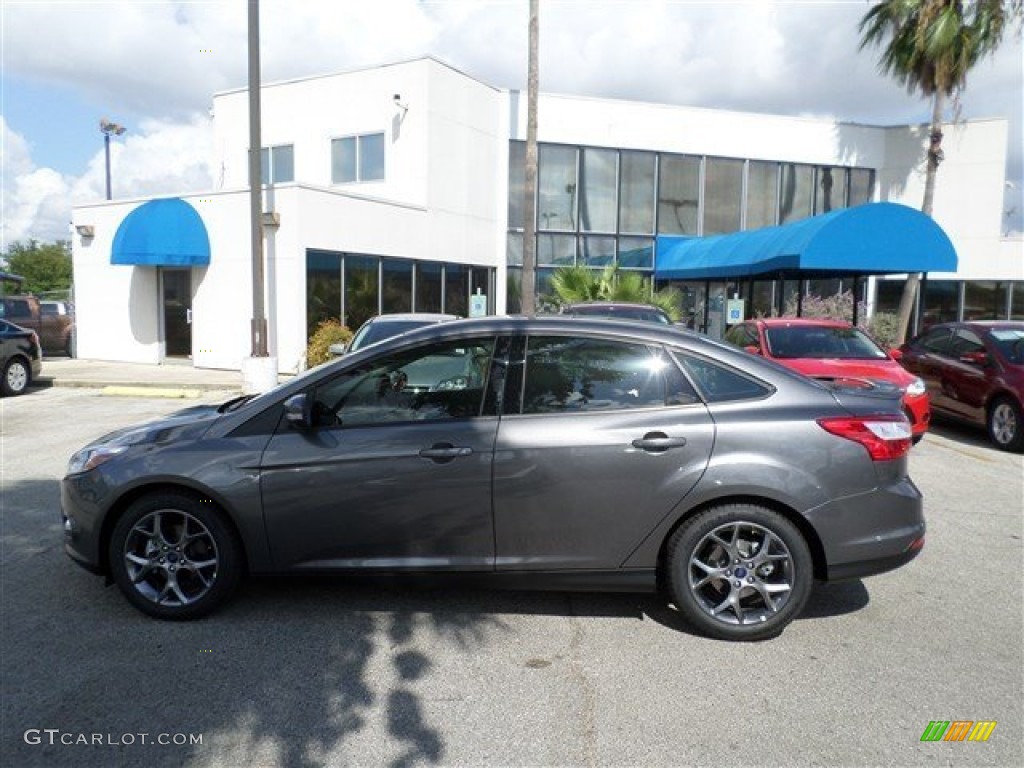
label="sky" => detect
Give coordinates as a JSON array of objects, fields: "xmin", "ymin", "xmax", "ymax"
[{"xmin": 1, "ymin": 0, "xmax": 1022, "ymax": 249}]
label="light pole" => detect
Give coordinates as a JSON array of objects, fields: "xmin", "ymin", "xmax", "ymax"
[{"xmin": 100, "ymin": 118, "xmax": 126, "ymax": 200}]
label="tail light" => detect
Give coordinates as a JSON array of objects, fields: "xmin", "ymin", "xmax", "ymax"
[{"xmin": 817, "ymin": 416, "xmax": 912, "ymax": 461}]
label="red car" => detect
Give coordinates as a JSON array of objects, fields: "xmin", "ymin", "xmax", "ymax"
[
  {"xmin": 725, "ymin": 318, "xmax": 930, "ymax": 442},
  {"xmin": 896, "ymin": 321, "xmax": 1024, "ymax": 452}
]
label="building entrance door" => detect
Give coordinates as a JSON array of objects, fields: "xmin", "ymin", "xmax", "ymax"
[{"xmin": 161, "ymin": 268, "xmax": 192, "ymax": 358}]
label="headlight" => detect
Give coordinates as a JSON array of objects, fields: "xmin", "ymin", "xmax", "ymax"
[
  {"xmin": 67, "ymin": 445, "xmax": 129, "ymax": 475},
  {"xmin": 905, "ymin": 377, "xmax": 926, "ymax": 397}
]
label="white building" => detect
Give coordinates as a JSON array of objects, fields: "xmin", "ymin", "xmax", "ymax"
[{"xmin": 71, "ymin": 57, "xmax": 1023, "ymax": 374}]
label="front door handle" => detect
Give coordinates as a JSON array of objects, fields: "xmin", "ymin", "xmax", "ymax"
[
  {"xmin": 419, "ymin": 443, "xmax": 473, "ymax": 463},
  {"xmin": 631, "ymin": 432, "xmax": 687, "ymax": 453}
]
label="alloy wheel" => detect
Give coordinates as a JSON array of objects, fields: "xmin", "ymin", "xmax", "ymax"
[{"xmin": 122, "ymin": 509, "xmax": 220, "ymax": 607}]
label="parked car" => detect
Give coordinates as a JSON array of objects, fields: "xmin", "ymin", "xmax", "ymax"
[
  {"xmin": 560, "ymin": 302, "xmax": 673, "ymax": 325},
  {"xmin": 0, "ymin": 295, "xmax": 75, "ymax": 356},
  {"xmin": 725, "ymin": 318, "xmax": 931, "ymax": 443},
  {"xmin": 63, "ymin": 316, "xmax": 923, "ymax": 641},
  {"xmin": 897, "ymin": 320, "xmax": 1024, "ymax": 452},
  {"xmin": 0, "ymin": 319, "xmax": 43, "ymax": 396},
  {"xmin": 328, "ymin": 313, "xmax": 459, "ymax": 357}
]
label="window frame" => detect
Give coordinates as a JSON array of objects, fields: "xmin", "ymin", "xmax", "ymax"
[{"xmin": 331, "ymin": 131, "xmax": 386, "ymax": 184}]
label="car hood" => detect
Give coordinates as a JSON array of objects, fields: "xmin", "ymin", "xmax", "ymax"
[
  {"xmin": 776, "ymin": 358, "xmax": 914, "ymax": 388},
  {"xmin": 86, "ymin": 402, "xmax": 224, "ymax": 450}
]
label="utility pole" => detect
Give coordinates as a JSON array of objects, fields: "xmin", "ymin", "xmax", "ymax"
[
  {"xmin": 521, "ymin": 0, "xmax": 539, "ymax": 315},
  {"xmin": 247, "ymin": 0, "xmax": 268, "ymax": 357},
  {"xmin": 100, "ymin": 119, "xmax": 126, "ymax": 201}
]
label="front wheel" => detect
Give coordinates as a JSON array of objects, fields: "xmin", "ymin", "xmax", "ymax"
[
  {"xmin": 665, "ymin": 504, "xmax": 813, "ymax": 641},
  {"xmin": 988, "ymin": 397, "xmax": 1024, "ymax": 453},
  {"xmin": 2, "ymin": 357, "xmax": 30, "ymax": 396},
  {"xmin": 108, "ymin": 493, "xmax": 243, "ymax": 620}
]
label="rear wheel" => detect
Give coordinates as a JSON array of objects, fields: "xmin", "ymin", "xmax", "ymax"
[
  {"xmin": 2, "ymin": 357, "xmax": 30, "ymax": 396},
  {"xmin": 665, "ymin": 504, "xmax": 813, "ymax": 641},
  {"xmin": 988, "ymin": 397, "xmax": 1024, "ymax": 453},
  {"xmin": 108, "ymin": 492, "xmax": 243, "ymax": 620}
]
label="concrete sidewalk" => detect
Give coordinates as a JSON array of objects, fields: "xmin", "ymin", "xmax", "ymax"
[{"xmin": 34, "ymin": 357, "xmax": 249, "ymax": 397}]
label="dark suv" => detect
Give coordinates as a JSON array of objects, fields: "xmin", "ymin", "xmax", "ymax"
[{"xmin": 897, "ymin": 321, "xmax": 1024, "ymax": 451}]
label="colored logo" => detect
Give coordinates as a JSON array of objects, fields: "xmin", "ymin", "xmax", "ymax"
[{"xmin": 920, "ymin": 721, "xmax": 997, "ymax": 742}]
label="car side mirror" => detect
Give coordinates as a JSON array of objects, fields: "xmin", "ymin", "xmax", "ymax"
[
  {"xmin": 743, "ymin": 345, "xmax": 761, "ymax": 355},
  {"xmin": 888, "ymin": 347, "xmax": 903, "ymax": 361},
  {"xmin": 328, "ymin": 342, "xmax": 348, "ymax": 357},
  {"xmin": 283, "ymin": 393, "xmax": 313, "ymax": 430}
]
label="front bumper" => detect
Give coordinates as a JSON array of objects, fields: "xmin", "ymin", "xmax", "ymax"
[{"xmin": 61, "ymin": 471, "xmax": 110, "ymax": 575}]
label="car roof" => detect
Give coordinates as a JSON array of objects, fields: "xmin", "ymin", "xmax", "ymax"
[
  {"xmin": 365, "ymin": 313, "xmax": 459, "ymax": 323},
  {"xmin": 755, "ymin": 318, "xmax": 852, "ymax": 329}
]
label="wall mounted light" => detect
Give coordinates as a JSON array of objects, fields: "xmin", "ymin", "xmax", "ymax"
[
  {"xmin": 261, "ymin": 211, "xmax": 280, "ymax": 228},
  {"xmin": 75, "ymin": 224, "xmax": 95, "ymax": 238},
  {"xmin": 393, "ymin": 93, "xmax": 409, "ymax": 115}
]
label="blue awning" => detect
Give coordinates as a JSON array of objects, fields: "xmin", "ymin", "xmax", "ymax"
[
  {"xmin": 655, "ymin": 202, "xmax": 957, "ymax": 280},
  {"xmin": 111, "ymin": 198, "xmax": 210, "ymax": 266}
]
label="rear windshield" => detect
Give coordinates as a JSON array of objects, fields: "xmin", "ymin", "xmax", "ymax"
[
  {"xmin": 350, "ymin": 320, "xmax": 435, "ymax": 352},
  {"xmin": 765, "ymin": 325, "xmax": 887, "ymax": 360},
  {"xmin": 568, "ymin": 305, "xmax": 671, "ymax": 325},
  {"xmin": 988, "ymin": 328, "xmax": 1024, "ymax": 364}
]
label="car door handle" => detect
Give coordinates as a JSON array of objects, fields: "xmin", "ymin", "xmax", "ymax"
[
  {"xmin": 631, "ymin": 433, "xmax": 688, "ymax": 452},
  {"xmin": 419, "ymin": 444, "xmax": 473, "ymax": 462}
]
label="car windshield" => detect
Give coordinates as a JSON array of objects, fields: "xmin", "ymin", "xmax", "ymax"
[
  {"xmin": 569, "ymin": 305, "xmax": 671, "ymax": 324},
  {"xmin": 765, "ymin": 325, "xmax": 888, "ymax": 360},
  {"xmin": 350, "ymin": 320, "xmax": 436, "ymax": 352},
  {"xmin": 988, "ymin": 328, "xmax": 1024, "ymax": 364}
]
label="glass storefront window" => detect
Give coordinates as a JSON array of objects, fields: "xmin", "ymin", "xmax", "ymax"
[
  {"xmin": 964, "ymin": 281, "xmax": 1008, "ymax": 320},
  {"xmin": 415, "ymin": 262, "xmax": 443, "ymax": 313},
  {"xmin": 657, "ymin": 154, "xmax": 700, "ymax": 235},
  {"xmin": 506, "ymin": 267, "xmax": 522, "ymax": 314},
  {"xmin": 814, "ymin": 167, "xmax": 847, "ymax": 214},
  {"xmin": 849, "ymin": 169, "xmax": 875, "ymax": 206},
  {"xmin": 507, "ymin": 233, "xmax": 523, "ymax": 267},
  {"xmin": 306, "ymin": 250, "xmax": 341, "ymax": 337},
  {"xmin": 1013, "ymin": 283, "xmax": 1024, "ymax": 320},
  {"xmin": 470, "ymin": 268, "xmax": 493, "ymax": 314},
  {"xmin": 445, "ymin": 264, "xmax": 468, "ymax": 317},
  {"xmin": 619, "ymin": 150, "xmax": 656, "ymax": 234},
  {"xmin": 344, "ymin": 255, "xmax": 379, "ymax": 331},
  {"xmin": 381, "ymin": 258, "xmax": 412, "ymax": 314},
  {"xmin": 618, "ymin": 237, "xmax": 654, "ymax": 269},
  {"xmin": 539, "ymin": 145, "xmax": 578, "ymax": 231},
  {"xmin": 580, "ymin": 147, "xmax": 617, "ymax": 233},
  {"xmin": 875, "ymin": 279, "xmax": 903, "ymax": 314},
  {"xmin": 922, "ymin": 280, "xmax": 960, "ymax": 328},
  {"xmin": 580, "ymin": 236, "xmax": 616, "ymax": 267},
  {"xmin": 746, "ymin": 161, "xmax": 778, "ymax": 230},
  {"xmin": 779, "ymin": 163, "xmax": 813, "ymax": 224},
  {"xmin": 751, "ymin": 280, "xmax": 777, "ymax": 318},
  {"xmin": 538, "ymin": 234, "xmax": 576, "ymax": 266},
  {"xmin": 703, "ymin": 157, "xmax": 743, "ymax": 235},
  {"xmin": 508, "ymin": 141, "xmax": 526, "ymax": 229}
]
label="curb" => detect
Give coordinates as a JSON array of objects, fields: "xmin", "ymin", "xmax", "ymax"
[
  {"xmin": 34, "ymin": 378, "xmax": 242, "ymax": 394},
  {"xmin": 101, "ymin": 386, "xmax": 207, "ymax": 399}
]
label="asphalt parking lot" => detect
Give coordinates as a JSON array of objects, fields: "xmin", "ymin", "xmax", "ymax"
[{"xmin": 2, "ymin": 386, "xmax": 1021, "ymax": 768}]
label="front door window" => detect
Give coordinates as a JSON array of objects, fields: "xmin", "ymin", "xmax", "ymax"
[{"xmin": 161, "ymin": 269, "xmax": 191, "ymax": 358}]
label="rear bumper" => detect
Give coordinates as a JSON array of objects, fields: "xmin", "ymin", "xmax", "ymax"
[
  {"xmin": 903, "ymin": 393, "xmax": 930, "ymax": 437},
  {"xmin": 805, "ymin": 474, "xmax": 925, "ymax": 581}
]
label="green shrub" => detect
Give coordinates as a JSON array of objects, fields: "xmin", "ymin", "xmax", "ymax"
[
  {"xmin": 306, "ymin": 319, "xmax": 353, "ymax": 368},
  {"xmin": 863, "ymin": 312, "xmax": 901, "ymax": 350}
]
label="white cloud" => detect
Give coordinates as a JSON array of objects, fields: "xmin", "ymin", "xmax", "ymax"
[{"xmin": 2, "ymin": 0, "xmax": 1021, "ymax": 240}]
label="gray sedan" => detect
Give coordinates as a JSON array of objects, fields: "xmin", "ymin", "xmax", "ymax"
[{"xmin": 62, "ymin": 316, "xmax": 924, "ymax": 641}]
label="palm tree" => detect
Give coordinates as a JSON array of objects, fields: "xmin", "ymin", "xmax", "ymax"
[
  {"xmin": 549, "ymin": 265, "xmax": 684, "ymax": 321},
  {"xmin": 521, "ymin": 0, "xmax": 540, "ymax": 315},
  {"xmin": 858, "ymin": 0, "xmax": 1018, "ymax": 341}
]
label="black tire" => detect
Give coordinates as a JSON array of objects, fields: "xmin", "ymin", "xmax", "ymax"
[
  {"xmin": 1, "ymin": 357, "xmax": 31, "ymax": 396},
  {"xmin": 108, "ymin": 492, "xmax": 243, "ymax": 620},
  {"xmin": 987, "ymin": 396, "xmax": 1024, "ymax": 453},
  {"xmin": 664, "ymin": 504, "xmax": 813, "ymax": 641}
]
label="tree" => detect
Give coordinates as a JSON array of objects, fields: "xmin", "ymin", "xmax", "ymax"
[
  {"xmin": 520, "ymin": 0, "xmax": 540, "ymax": 315},
  {"xmin": 2, "ymin": 240, "xmax": 73, "ymax": 294},
  {"xmin": 549, "ymin": 264, "xmax": 684, "ymax": 321},
  {"xmin": 858, "ymin": 0, "xmax": 1021, "ymax": 341}
]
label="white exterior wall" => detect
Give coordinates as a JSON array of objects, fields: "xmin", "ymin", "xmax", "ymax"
[{"xmin": 72, "ymin": 57, "xmax": 1017, "ymax": 373}]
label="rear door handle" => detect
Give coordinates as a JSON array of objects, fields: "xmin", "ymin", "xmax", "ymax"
[
  {"xmin": 419, "ymin": 443, "xmax": 473, "ymax": 463},
  {"xmin": 631, "ymin": 433, "xmax": 687, "ymax": 452}
]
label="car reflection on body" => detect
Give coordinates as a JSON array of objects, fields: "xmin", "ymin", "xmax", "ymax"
[
  {"xmin": 328, "ymin": 312, "xmax": 459, "ymax": 357},
  {"xmin": 62, "ymin": 316, "xmax": 924, "ymax": 641},
  {"xmin": 724, "ymin": 318, "xmax": 930, "ymax": 443}
]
